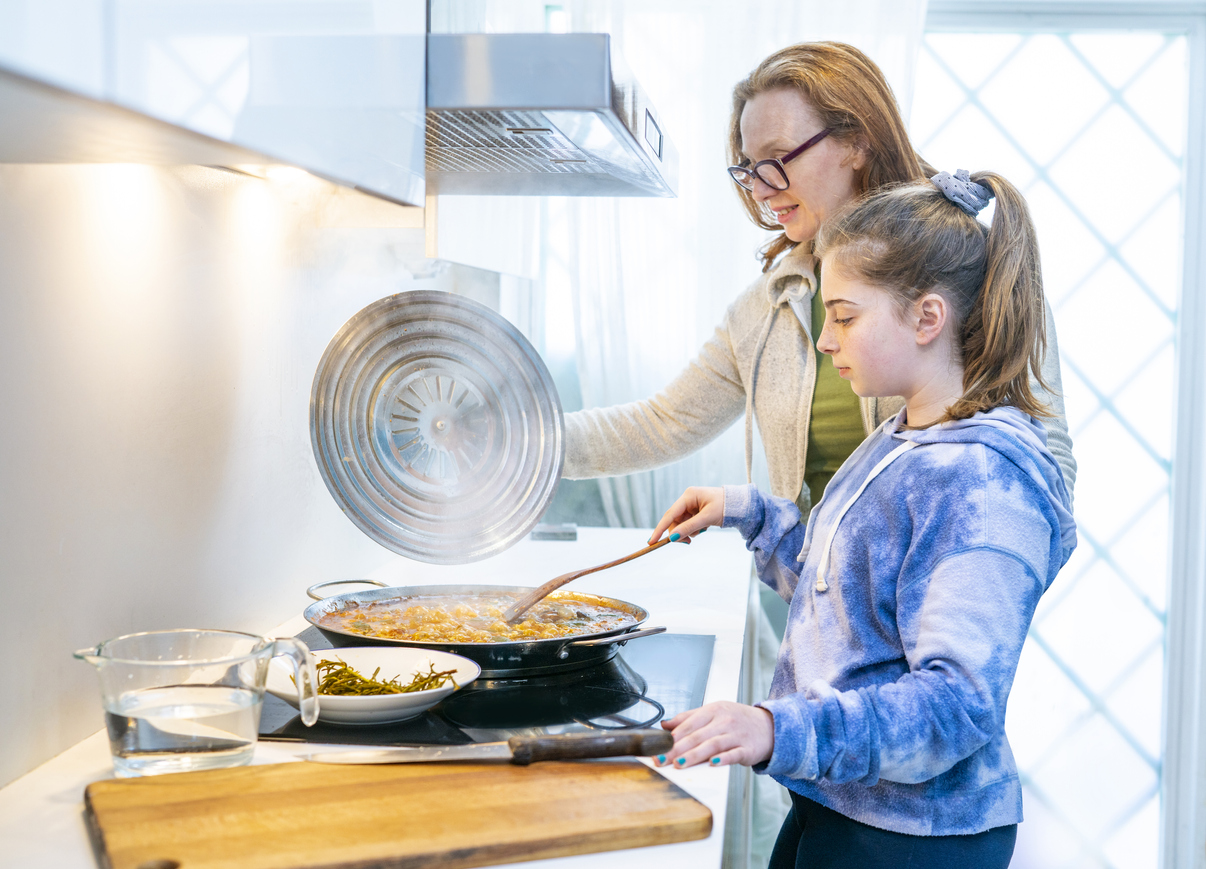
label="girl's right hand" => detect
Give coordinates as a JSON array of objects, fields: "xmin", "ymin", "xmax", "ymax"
[{"xmin": 649, "ymin": 486, "xmax": 725, "ymax": 545}]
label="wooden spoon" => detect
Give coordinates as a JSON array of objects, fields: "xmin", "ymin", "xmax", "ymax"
[{"xmin": 501, "ymin": 538, "xmax": 673, "ymax": 624}]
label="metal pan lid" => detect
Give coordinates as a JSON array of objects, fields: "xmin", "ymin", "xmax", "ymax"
[{"xmin": 310, "ymin": 291, "xmax": 563, "ymax": 564}]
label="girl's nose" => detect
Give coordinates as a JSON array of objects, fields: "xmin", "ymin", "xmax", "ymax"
[{"xmin": 816, "ymin": 321, "xmax": 837, "ymax": 355}]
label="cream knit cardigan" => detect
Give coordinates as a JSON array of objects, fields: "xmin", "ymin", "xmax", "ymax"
[{"xmin": 563, "ymin": 244, "xmax": 1077, "ymax": 515}]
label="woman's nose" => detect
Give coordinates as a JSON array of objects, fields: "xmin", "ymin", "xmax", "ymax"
[{"xmin": 750, "ymin": 175, "xmax": 777, "ymax": 201}]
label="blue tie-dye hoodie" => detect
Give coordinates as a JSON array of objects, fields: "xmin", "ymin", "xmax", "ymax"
[{"xmin": 723, "ymin": 406, "xmax": 1077, "ymax": 836}]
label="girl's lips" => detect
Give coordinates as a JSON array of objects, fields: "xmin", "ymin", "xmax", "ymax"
[{"xmin": 774, "ymin": 204, "xmax": 797, "ymax": 225}]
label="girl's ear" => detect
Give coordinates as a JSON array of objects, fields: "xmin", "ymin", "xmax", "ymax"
[{"xmin": 915, "ymin": 293, "xmax": 949, "ymax": 346}]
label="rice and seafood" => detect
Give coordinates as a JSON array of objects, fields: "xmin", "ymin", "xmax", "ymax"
[{"xmin": 315, "ymin": 591, "xmax": 640, "ymax": 644}]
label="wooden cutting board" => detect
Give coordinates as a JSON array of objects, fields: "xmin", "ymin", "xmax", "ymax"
[{"xmin": 84, "ymin": 759, "xmax": 713, "ymax": 869}]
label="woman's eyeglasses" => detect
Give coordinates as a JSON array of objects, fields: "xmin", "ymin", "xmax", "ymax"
[{"xmin": 728, "ymin": 129, "xmax": 832, "ymax": 191}]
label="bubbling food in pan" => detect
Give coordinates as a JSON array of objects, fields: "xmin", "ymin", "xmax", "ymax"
[{"xmin": 315, "ymin": 591, "xmax": 640, "ymax": 644}]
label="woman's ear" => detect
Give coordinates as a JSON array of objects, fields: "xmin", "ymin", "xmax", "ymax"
[
  {"xmin": 914, "ymin": 293, "xmax": 949, "ymax": 346},
  {"xmin": 847, "ymin": 135, "xmax": 870, "ymax": 172}
]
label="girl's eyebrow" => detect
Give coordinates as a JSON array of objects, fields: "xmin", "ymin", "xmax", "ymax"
[{"xmin": 823, "ymin": 298, "xmax": 859, "ymax": 308}]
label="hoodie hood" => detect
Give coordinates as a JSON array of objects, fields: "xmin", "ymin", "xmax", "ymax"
[{"xmin": 892, "ymin": 407, "xmax": 1077, "ymax": 566}]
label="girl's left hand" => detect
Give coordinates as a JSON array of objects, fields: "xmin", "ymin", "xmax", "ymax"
[{"xmin": 654, "ymin": 701, "xmax": 775, "ymax": 769}]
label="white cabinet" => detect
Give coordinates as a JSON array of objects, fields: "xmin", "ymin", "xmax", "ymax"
[{"xmin": 0, "ymin": 1, "xmax": 427, "ymax": 206}]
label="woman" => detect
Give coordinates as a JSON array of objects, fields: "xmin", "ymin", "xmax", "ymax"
[{"xmin": 563, "ymin": 42, "xmax": 1076, "ymax": 510}]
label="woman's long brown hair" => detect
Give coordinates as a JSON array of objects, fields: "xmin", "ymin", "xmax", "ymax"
[
  {"xmin": 814, "ymin": 174, "xmax": 1052, "ymax": 421},
  {"xmin": 728, "ymin": 41, "xmax": 928, "ymax": 270}
]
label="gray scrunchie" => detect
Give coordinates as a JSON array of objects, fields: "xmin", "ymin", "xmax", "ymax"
[{"xmin": 931, "ymin": 169, "xmax": 992, "ymax": 216}]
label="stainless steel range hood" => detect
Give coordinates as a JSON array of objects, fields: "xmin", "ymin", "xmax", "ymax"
[
  {"xmin": 426, "ymin": 34, "xmax": 678, "ymax": 198},
  {"xmin": 0, "ymin": 25, "xmax": 676, "ymax": 204}
]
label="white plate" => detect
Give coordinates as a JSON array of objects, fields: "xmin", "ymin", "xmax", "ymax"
[{"xmin": 266, "ymin": 647, "xmax": 480, "ymax": 725}]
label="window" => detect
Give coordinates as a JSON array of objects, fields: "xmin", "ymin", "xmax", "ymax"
[{"xmin": 916, "ymin": 8, "xmax": 1206, "ymax": 867}]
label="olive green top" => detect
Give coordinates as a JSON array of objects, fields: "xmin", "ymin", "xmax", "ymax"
[{"xmin": 804, "ymin": 283, "xmax": 866, "ymax": 509}]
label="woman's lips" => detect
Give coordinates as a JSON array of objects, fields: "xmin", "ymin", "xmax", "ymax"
[{"xmin": 774, "ymin": 205, "xmax": 797, "ymax": 224}]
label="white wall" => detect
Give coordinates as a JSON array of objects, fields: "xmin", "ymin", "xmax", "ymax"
[{"xmin": 0, "ymin": 163, "xmax": 475, "ymax": 786}]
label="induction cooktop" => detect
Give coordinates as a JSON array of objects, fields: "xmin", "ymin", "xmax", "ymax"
[{"xmin": 259, "ymin": 627, "xmax": 714, "ymax": 747}]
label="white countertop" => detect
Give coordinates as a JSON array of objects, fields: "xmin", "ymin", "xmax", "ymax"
[{"xmin": 0, "ymin": 526, "xmax": 754, "ymax": 869}]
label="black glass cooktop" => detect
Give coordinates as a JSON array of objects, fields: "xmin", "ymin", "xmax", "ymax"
[{"xmin": 259, "ymin": 628, "xmax": 714, "ymax": 747}]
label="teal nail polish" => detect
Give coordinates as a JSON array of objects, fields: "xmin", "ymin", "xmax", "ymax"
[
  {"xmin": 675, "ymin": 757, "xmax": 686, "ymax": 766},
  {"xmin": 670, "ymin": 532, "xmax": 681, "ymax": 542},
  {"xmin": 710, "ymin": 757, "xmax": 721, "ymax": 766},
  {"xmin": 657, "ymin": 754, "xmax": 666, "ymax": 764},
  {"xmin": 698, "ymin": 527, "xmax": 707, "ymax": 534}
]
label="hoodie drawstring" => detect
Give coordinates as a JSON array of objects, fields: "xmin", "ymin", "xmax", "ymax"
[{"xmin": 814, "ymin": 439, "xmax": 920, "ymax": 592}]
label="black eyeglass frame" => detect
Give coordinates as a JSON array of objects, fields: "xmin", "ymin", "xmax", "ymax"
[{"xmin": 728, "ymin": 128, "xmax": 833, "ymax": 191}]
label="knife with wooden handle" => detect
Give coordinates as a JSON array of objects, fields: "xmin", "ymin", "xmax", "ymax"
[{"xmin": 303, "ymin": 729, "xmax": 674, "ymax": 765}]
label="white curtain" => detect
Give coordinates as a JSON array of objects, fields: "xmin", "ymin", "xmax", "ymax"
[{"xmin": 557, "ymin": 0, "xmax": 930, "ymax": 528}]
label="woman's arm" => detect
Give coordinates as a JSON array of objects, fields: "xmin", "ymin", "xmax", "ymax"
[{"xmin": 562, "ymin": 319, "xmax": 749, "ymax": 479}]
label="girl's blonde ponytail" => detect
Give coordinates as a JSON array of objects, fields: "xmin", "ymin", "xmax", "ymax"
[{"xmin": 949, "ymin": 172, "xmax": 1050, "ymax": 420}]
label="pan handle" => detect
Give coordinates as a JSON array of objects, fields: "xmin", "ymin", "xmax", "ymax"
[
  {"xmin": 566, "ymin": 626, "xmax": 668, "ymax": 648},
  {"xmin": 306, "ymin": 578, "xmax": 390, "ymax": 601}
]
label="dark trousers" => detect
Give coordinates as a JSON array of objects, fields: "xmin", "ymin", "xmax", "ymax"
[{"xmin": 768, "ymin": 791, "xmax": 1017, "ymax": 869}]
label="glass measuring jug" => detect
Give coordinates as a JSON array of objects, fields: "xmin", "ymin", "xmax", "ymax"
[{"xmin": 75, "ymin": 629, "xmax": 319, "ymax": 777}]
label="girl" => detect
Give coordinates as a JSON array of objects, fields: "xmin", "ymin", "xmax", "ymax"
[{"xmin": 647, "ymin": 170, "xmax": 1078, "ymax": 869}]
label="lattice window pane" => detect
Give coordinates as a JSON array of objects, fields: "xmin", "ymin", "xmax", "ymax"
[{"xmin": 914, "ymin": 29, "xmax": 1187, "ymax": 869}]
